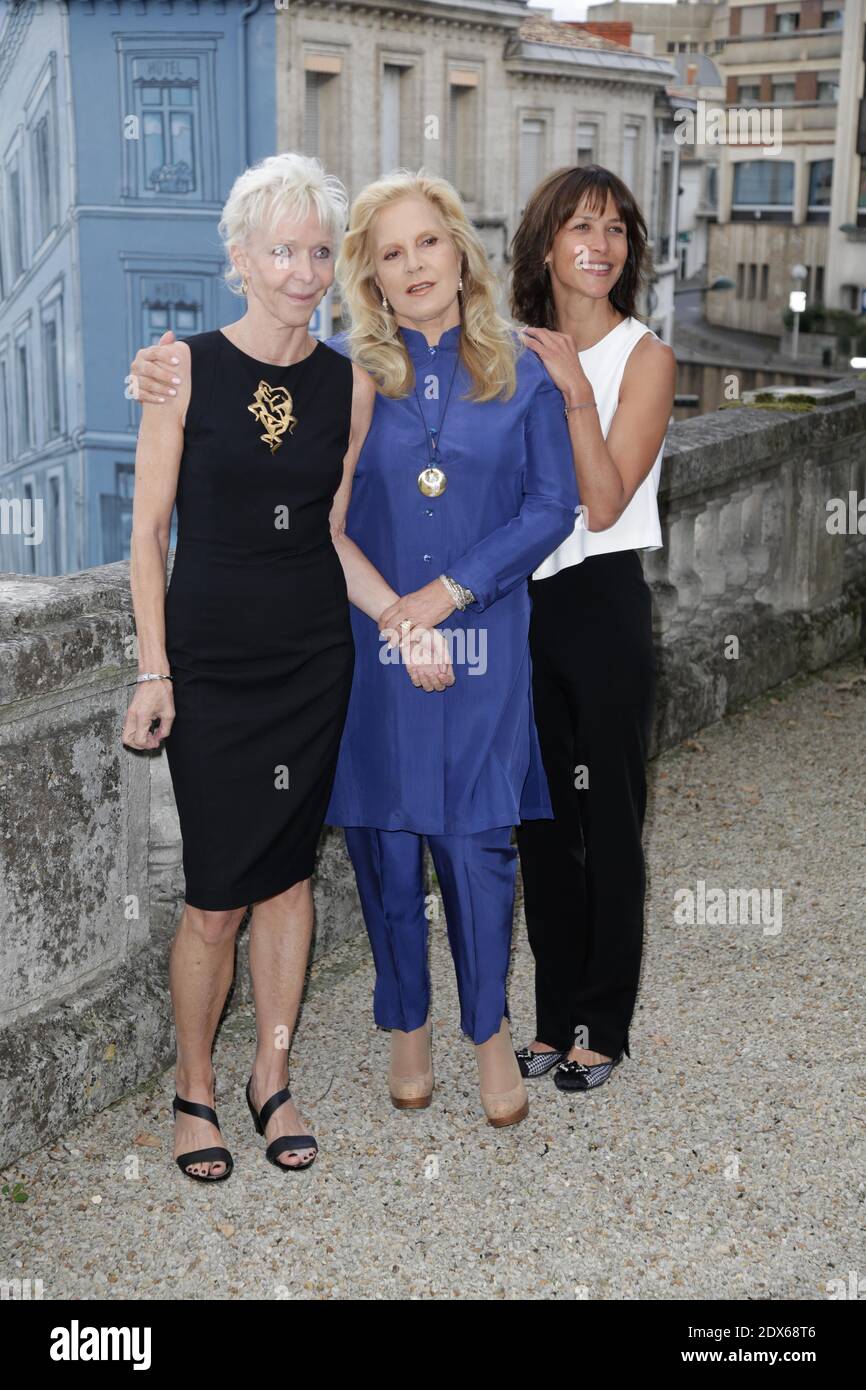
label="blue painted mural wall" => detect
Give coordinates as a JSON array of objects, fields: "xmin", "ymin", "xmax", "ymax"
[{"xmin": 0, "ymin": 0, "xmax": 278, "ymax": 574}]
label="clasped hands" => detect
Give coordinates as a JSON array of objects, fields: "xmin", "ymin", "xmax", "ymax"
[{"xmin": 378, "ymin": 580, "xmax": 457, "ymax": 693}]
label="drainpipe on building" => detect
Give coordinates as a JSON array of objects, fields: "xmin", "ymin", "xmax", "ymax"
[
  {"xmin": 59, "ymin": 7, "xmax": 86, "ymax": 571},
  {"xmin": 239, "ymin": 1, "xmax": 263, "ymax": 168}
]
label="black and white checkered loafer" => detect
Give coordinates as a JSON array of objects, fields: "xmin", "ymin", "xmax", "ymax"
[
  {"xmin": 515, "ymin": 1044, "xmax": 566, "ymax": 1078},
  {"xmin": 553, "ymin": 1052, "xmax": 623, "ymax": 1093}
]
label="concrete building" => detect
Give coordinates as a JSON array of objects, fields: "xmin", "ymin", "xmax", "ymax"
[
  {"xmin": 284, "ymin": 2, "xmax": 680, "ymax": 339},
  {"xmin": 705, "ymin": 0, "xmax": 865, "ymax": 334},
  {"xmin": 585, "ymin": 0, "xmax": 729, "ymax": 57},
  {"xmin": 668, "ymin": 51, "xmax": 726, "ymax": 279},
  {"xmin": 824, "ymin": 0, "xmax": 866, "ymax": 311}
]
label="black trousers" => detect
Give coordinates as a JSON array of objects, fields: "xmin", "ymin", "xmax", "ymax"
[{"xmin": 515, "ymin": 550, "xmax": 656, "ymax": 1059}]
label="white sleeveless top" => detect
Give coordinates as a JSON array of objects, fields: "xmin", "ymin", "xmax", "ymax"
[{"xmin": 532, "ymin": 315, "xmax": 664, "ymax": 580}]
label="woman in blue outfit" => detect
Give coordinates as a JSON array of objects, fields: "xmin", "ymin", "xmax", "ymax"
[
  {"xmin": 324, "ymin": 170, "xmax": 578, "ymax": 1125},
  {"xmin": 128, "ymin": 164, "xmax": 578, "ymax": 1130}
]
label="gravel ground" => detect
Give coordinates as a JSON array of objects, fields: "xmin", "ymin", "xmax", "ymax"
[{"xmin": 2, "ymin": 658, "xmax": 864, "ymax": 1300}]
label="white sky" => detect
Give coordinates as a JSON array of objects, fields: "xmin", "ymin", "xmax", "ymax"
[{"xmin": 528, "ymin": 0, "xmax": 675, "ymax": 23}]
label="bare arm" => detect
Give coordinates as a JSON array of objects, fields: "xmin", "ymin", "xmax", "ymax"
[
  {"xmin": 328, "ymin": 359, "xmax": 368, "ymax": 542},
  {"xmin": 520, "ymin": 327, "xmax": 676, "ymax": 531},
  {"xmin": 122, "ymin": 343, "xmax": 191, "ymax": 749},
  {"xmin": 327, "ymin": 361, "xmax": 398, "ymax": 620}
]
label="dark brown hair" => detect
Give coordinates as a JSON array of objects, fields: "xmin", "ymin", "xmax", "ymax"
[{"xmin": 509, "ymin": 164, "xmax": 649, "ymax": 330}]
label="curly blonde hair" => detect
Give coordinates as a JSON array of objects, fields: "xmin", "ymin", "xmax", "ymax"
[
  {"xmin": 217, "ymin": 151, "xmax": 349, "ymax": 297},
  {"xmin": 336, "ymin": 168, "xmax": 519, "ymax": 402}
]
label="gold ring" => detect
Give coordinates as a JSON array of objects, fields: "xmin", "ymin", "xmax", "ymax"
[{"xmin": 400, "ymin": 619, "xmax": 411, "ymax": 633}]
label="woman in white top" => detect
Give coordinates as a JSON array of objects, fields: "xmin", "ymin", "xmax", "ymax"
[{"xmin": 510, "ymin": 164, "xmax": 676, "ymax": 1092}]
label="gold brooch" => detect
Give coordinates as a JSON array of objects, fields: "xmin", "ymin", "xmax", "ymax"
[{"xmin": 247, "ymin": 381, "xmax": 298, "ymax": 453}]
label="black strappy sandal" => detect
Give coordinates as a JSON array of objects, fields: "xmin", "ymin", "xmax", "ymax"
[
  {"xmin": 172, "ymin": 1094, "xmax": 234, "ymax": 1182},
  {"xmin": 245, "ymin": 1076, "xmax": 318, "ymax": 1172}
]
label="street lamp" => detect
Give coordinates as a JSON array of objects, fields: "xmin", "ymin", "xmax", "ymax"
[{"xmin": 790, "ymin": 264, "xmax": 808, "ymax": 360}]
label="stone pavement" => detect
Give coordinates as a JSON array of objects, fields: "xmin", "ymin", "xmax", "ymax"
[{"xmin": 2, "ymin": 658, "xmax": 864, "ymax": 1300}]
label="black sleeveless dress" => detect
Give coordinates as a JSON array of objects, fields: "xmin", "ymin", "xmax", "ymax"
[{"xmin": 163, "ymin": 329, "xmax": 355, "ymax": 910}]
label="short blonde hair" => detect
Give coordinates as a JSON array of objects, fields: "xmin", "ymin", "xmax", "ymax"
[
  {"xmin": 218, "ymin": 151, "xmax": 349, "ymax": 297},
  {"xmin": 336, "ymin": 167, "xmax": 519, "ymax": 402}
]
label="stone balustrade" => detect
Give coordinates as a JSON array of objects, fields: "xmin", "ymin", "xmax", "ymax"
[{"xmin": 1, "ymin": 375, "xmax": 865, "ymax": 1163}]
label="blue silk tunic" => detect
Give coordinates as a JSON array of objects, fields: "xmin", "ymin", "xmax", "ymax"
[{"xmin": 323, "ymin": 322, "xmax": 579, "ymax": 834}]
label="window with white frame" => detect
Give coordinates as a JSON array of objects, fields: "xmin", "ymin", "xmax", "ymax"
[
  {"xmin": 135, "ymin": 60, "xmax": 199, "ymax": 194},
  {"xmin": 739, "ymin": 7, "xmax": 765, "ymax": 36},
  {"xmin": 771, "ymin": 77, "xmax": 796, "ymax": 104},
  {"xmin": 16, "ymin": 336, "xmax": 32, "ymax": 451},
  {"xmin": 816, "ymin": 72, "xmax": 839, "ymax": 102},
  {"xmin": 622, "ymin": 123, "xmax": 640, "ymax": 191},
  {"xmin": 656, "ymin": 150, "xmax": 674, "ymax": 261},
  {"xmin": 139, "ymin": 274, "xmax": 204, "ymax": 346},
  {"xmin": 47, "ymin": 471, "xmax": 63, "ymax": 574},
  {"xmin": 0, "ymin": 355, "xmax": 9, "ymax": 464},
  {"xmin": 380, "ymin": 61, "xmax": 418, "ymax": 176},
  {"xmin": 807, "ymin": 159, "xmax": 832, "ymax": 221},
  {"xmin": 7, "ymin": 153, "xmax": 26, "ymax": 281},
  {"xmin": 304, "ymin": 53, "xmax": 343, "ymax": 174},
  {"xmin": 119, "ymin": 42, "xmax": 218, "ymax": 202},
  {"xmin": 448, "ymin": 70, "xmax": 479, "ymax": 202},
  {"xmin": 518, "ymin": 117, "xmax": 545, "ymax": 211},
  {"xmin": 41, "ymin": 296, "xmax": 63, "ymax": 439},
  {"xmin": 576, "ymin": 121, "xmax": 598, "ymax": 166},
  {"xmin": 731, "ymin": 159, "xmax": 794, "ymax": 221},
  {"xmin": 381, "ymin": 65, "xmax": 402, "ymax": 175},
  {"xmin": 813, "ymin": 264, "xmax": 824, "ymax": 303},
  {"xmin": 100, "ymin": 463, "xmax": 136, "ymax": 564},
  {"xmin": 21, "ymin": 479, "xmax": 35, "ymax": 573},
  {"xmin": 30, "ymin": 76, "xmax": 59, "ymax": 247},
  {"xmin": 0, "ymin": 354, "xmax": 9, "ymax": 464}
]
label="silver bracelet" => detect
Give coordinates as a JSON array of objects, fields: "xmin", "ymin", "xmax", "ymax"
[
  {"xmin": 439, "ymin": 573, "xmax": 475, "ymax": 611},
  {"xmin": 136, "ymin": 672, "xmax": 173, "ymax": 683},
  {"xmin": 564, "ymin": 399, "xmax": 597, "ymax": 419}
]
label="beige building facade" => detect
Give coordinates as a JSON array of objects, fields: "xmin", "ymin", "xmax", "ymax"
[
  {"xmin": 705, "ymin": 0, "xmax": 865, "ymax": 332},
  {"xmin": 586, "ymin": 0, "xmax": 728, "ymax": 56},
  {"xmin": 278, "ymin": 1, "xmax": 681, "ymax": 339}
]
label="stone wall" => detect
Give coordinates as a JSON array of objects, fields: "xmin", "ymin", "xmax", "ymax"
[
  {"xmin": 0, "ymin": 563, "xmax": 364, "ymax": 1166},
  {"xmin": 1, "ymin": 375, "xmax": 865, "ymax": 1164},
  {"xmin": 673, "ymin": 356, "xmax": 843, "ymax": 417},
  {"xmin": 648, "ymin": 378, "xmax": 866, "ymax": 749}
]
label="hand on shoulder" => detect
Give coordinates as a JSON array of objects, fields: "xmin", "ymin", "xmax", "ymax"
[{"xmin": 129, "ymin": 329, "xmax": 189, "ymax": 408}]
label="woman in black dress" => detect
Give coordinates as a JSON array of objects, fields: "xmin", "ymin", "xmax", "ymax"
[{"xmin": 122, "ymin": 154, "xmax": 439, "ymax": 1181}]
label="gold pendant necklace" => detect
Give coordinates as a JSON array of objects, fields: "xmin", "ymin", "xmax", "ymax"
[
  {"xmin": 418, "ymin": 465, "xmax": 447, "ymax": 496},
  {"xmin": 413, "ymin": 351, "xmax": 459, "ymax": 495}
]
